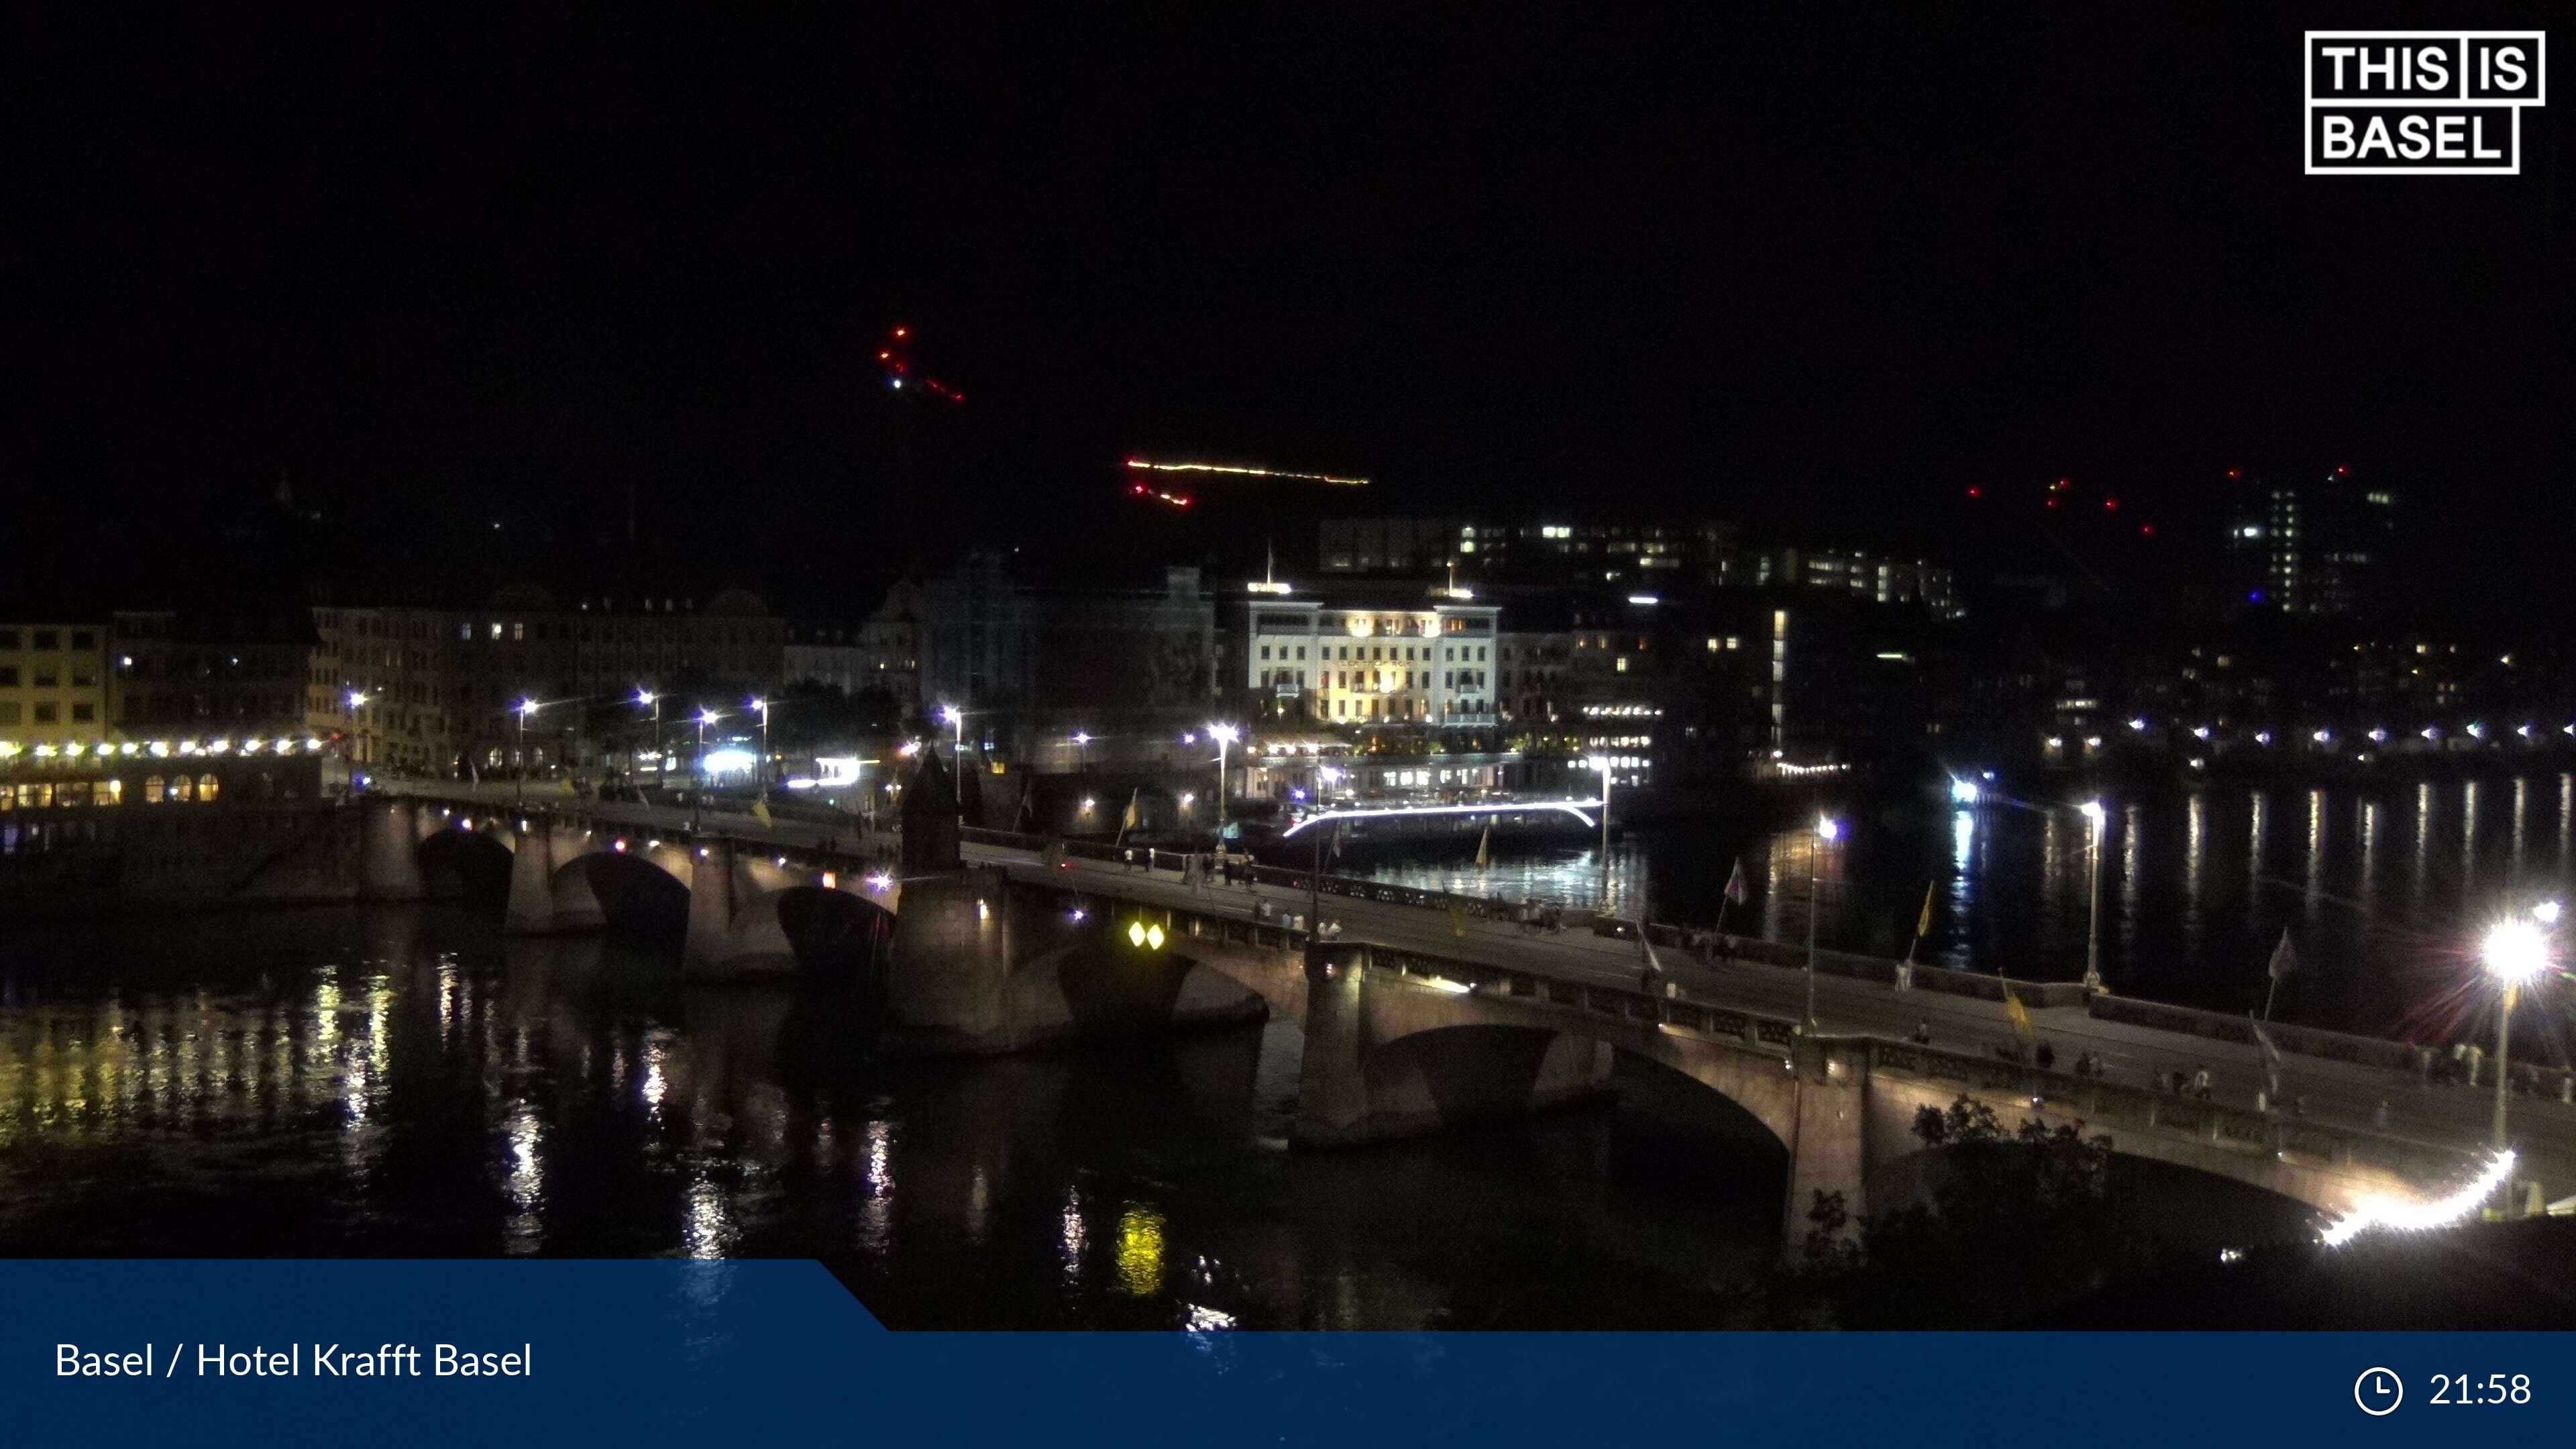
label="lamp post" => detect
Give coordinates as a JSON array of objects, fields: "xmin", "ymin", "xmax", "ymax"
[
  {"xmin": 1587, "ymin": 755, "xmax": 1615, "ymax": 908},
  {"xmin": 1073, "ymin": 731, "xmax": 1091, "ymax": 772},
  {"xmin": 635, "ymin": 688, "xmax": 660, "ymax": 792},
  {"xmin": 2482, "ymin": 916, "xmax": 2551, "ymax": 1161},
  {"xmin": 749, "ymin": 696, "xmax": 770, "ymax": 787},
  {"xmin": 2080, "ymin": 799, "xmax": 2106, "ymax": 991},
  {"xmin": 515, "ymin": 698, "xmax": 539, "ymax": 809},
  {"xmin": 1208, "ymin": 722, "xmax": 1240, "ymax": 832},
  {"xmin": 693, "ymin": 708, "xmax": 718, "ymax": 832},
  {"xmin": 343, "ymin": 688, "xmax": 368, "ymax": 794},
  {"xmin": 1807, "ymin": 815, "xmax": 1841, "ymax": 1032}
]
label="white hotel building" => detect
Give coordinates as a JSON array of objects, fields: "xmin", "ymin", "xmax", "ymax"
[{"xmin": 1242, "ymin": 594, "xmax": 1501, "ymax": 726}]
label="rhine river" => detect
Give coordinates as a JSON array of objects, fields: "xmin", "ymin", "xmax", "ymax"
[
  {"xmin": 1361, "ymin": 769, "xmax": 2576, "ymax": 1042},
  {"xmin": 0, "ymin": 770, "xmax": 2518, "ymax": 1326}
]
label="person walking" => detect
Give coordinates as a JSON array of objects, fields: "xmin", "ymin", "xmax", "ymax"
[{"xmin": 2192, "ymin": 1065, "xmax": 2212, "ymax": 1100}]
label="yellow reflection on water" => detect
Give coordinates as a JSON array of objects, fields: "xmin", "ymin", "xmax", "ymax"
[{"xmin": 1115, "ymin": 1203, "xmax": 1167, "ymax": 1298}]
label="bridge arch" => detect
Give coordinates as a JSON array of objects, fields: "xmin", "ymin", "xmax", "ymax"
[{"xmin": 415, "ymin": 821, "xmax": 515, "ymax": 899}]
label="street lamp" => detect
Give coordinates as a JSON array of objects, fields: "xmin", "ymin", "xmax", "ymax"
[
  {"xmin": 2080, "ymin": 798, "xmax": 2106, "ymax": 991},
  {"xmin": 693, "ymin": 708, "xmax": 719, "ymax": 831},
  {"xmin": 2483, "ymin": 917, "xmax": 2551, "ymax": 1159},
  {"xmin": 636, "ymin": 688, "xmax": 661, "ymax": 790},
  {"xmin": 342, "ymin": 689, "xmax": 369, "ymax": 791},
  {"xmin": 749, "ymin": 696, "xmax": 770, "ymax": 786},
  {"xmin": 1587, "ymin": 754, "xmax": 1615, "ymax": 906},
  {"xmin": 515, "ymin": 698, "xmax": 540, "ymax": 808},
  {"xmin": 1208, "ymin": 722, "xmax": 1240, "ymax": 830},
  {"xmin": 1807, "ymin": 815, "xmax": 1842, "ymax": 1031},
  {"xmin": 1072, "ymin": 731, "xmax": 1091, "ymax": 771}
]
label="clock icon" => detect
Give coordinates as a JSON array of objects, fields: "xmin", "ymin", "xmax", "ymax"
[{"xmin": 2355, "ymin": 1367, "xmax": 2404, "ymax": 1416}]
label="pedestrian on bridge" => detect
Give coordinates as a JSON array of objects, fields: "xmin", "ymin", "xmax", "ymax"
[
  {"xmin": 2192, "ymin": 1066, "xmax": 2212, "ymax": 1099},
  {"xmin": 2375, "ymin": 1100, "xmax": 2391, "ymax": 1129}
]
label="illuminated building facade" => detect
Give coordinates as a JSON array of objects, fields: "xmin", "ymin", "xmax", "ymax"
[
  {"xmin": 0, "ymin": 621, "xmax": 109, "ymax": 751},
  {"xmin": 1240, "ymin": 594, "xmax": 1499, "ymax": 726}
]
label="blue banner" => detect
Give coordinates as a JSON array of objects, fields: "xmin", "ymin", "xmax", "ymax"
[{"xmin": 3, "ymin": 1260, "xmax": 2565, "ymax": 1444}]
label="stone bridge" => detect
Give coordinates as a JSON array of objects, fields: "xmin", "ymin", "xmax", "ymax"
[{"xmin": 358, "ymin": 786, "xmax": 2522, "ymax": 1250}]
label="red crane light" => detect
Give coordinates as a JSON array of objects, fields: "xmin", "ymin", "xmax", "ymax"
[{"xmin": 2104, "ymin": 497, "xmax": 2119, "ymax": 511}]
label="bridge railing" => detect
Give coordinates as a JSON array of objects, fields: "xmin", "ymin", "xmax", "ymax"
[{"xmin": 1862, "ymin": 1039, "xmax": 2480, "ymax": 1183}]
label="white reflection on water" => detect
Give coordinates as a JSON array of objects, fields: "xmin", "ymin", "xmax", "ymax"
[
  {"xmin": 1059, "ymin": 1185, "xmax": 1088, "ymax": 1291},
  {"xmin": 502, "ymin": 1099, "xmax": 544, "ymax": 1256}
]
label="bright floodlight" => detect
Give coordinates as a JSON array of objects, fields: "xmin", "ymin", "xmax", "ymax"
[
  {"xmin": 1208, "ymin": 722, "xmax": 1240, "ymax": 744},
  {"xmin": 2536, "ymin": 901, "xmax": 2564, "ymax": 925},
  {"xmin": 1072, "ymin": 731, "xmax": 1091, "ymax": 745},
  {"xmin": 1817, "ymin": 816, "xmax": 1841, "ymax": 843},
  {"xmin": 636, "ymin": 687, "xmax": 655, "ymax": 705},
  {"xmin": 2483, "ymin": 920, "xmax": 2550, "ymax": 984},
  {"xmin": 1949, "ymin": 777, "xmax": 1980, "ymax": 805},
  {"xmin": 346, "ymin": 689, "xmax": 368, "ymax": 710},
  {"xmin": 2127, "ymin": 718, "xmax": 2146, "ymax": 732},
  {"xmin": 938, "ymin": 704, "xmax": 961, "ymax": 727},
  {"xmin": 2080, "ymin": 799, "xmax": 2106, "ymax": 825},
  {"xmin": 699, "ymin": 708, "xmax": 718, "ymax": 727},
  {"xmin": 517, "ymin": 698, "xmax": 539, "ymax": 718}
]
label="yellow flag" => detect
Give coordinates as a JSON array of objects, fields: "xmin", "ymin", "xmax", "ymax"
[
  {"xmin": 2001, "ymin": 982, "xmax": 2036, "ymax": 1043},
  {"xmin": 1915, "ymin": 883, "xmax": 1935, "ymax": 939},
  {"xmin": 1121, "ymin": 788, "xmax": 1139, "ymax": 829},
  {"xmin": 751, "ymin": 795, "xmax": 774, "ymax": 830}
]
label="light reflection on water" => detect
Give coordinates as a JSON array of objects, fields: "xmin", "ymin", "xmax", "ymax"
[
  {"xmin": 1353, "ymin": 769, "xmax": 2576, "ymax": 1034},
  {"xmin": 0, "ymin": 905, "xmax": 1791, "ymax": 1327}
]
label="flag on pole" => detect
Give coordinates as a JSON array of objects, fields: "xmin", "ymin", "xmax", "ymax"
[
  {"xmin": 1121, "ymin": 788, "xmax": 1139, "ymax": 830},
  {"xmin": 2000, "ymin": 982, "xmax": 2037, "ymax": 1044},
  {"xmin": 1723, "ymin": 858, "xmax": 1748, "ymax": 905},
  {"xmin": 2248, "ymin": 1012, "xmax": 2284, "ymax": 1100},
  {"xmin": 751, "ymin": 794, "xmax": 774, "ymax": 830},
  {"xmin": 1474, "ymin": 822, "xmax": 1491, "ymax": 869},
  {"xmin": 1915, "ymin": 883, "xmax": 1935, "ymax": 940},
  {"xmin": 2267, "ymin": 929, "xmax": 2298, "ymax": 981}
]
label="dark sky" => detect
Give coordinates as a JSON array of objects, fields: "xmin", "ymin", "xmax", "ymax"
[{"xmin": 5, "ymin": 7, "xmax": 2567, "ymax": 612}]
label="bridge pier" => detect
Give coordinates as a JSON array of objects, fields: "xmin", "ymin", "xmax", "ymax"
[
  {"xmin": 881, "ymin": 868, "xmax": 1016, "ymax": 1048},
  {"xmin": 1781, "ymin": 1035, "xmax": 1871, "ymax": 1250},
  {"xmin": 504, "ymin": 818, "xmax": 557, "ymax": 934},
  {"xmin": 359, "ymin": 796, "xmax": 427, "ymax": 901}
]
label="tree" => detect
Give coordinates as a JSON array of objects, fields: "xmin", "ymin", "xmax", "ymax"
[{"xmin": 1769, "ymin": 1095, "xmax": 2117, "ymax": 1328}]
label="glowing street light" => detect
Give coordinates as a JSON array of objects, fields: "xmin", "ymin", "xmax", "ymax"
[
  {"xmin": 749, "ymin": 696, "xmax": 770, "ymax": 786},
  {"xmin": 692, "ymin": 707, "xmax": 720, "ymax": 831},
  {"xmin": 2079, "ymin": 800, "xmax": 2106, "ymax": 991},
  {"xmin": 2482, "ymin": 917, "xmax": 2551, "ymax": 1159},
  {"xmin": 515, "ymin": 698, "xmax": 541, "ymax": 809},
  {"xmin": 1806, "ymin": 815, "xmax": 1842, "ymax": 1030},
  {"xmin": 1072, "ymin": 731, "xmax": 1092, "ymax": 771},
  {"xmin": 1588, "ymin": 754, "xmax": 1617, "ymax": 904},
  {"xmin": 1949, "ymin": 777, "xmax": 1980, "ymax": 806},
  {"xmin": 1208, "ymin": 722, "xmax": 1240, "ymax": 827},
  {"xmin": 636, "ymin": 688, "xmax": 662, "ymax": 783}
]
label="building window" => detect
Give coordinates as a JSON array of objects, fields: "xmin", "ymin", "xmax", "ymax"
[
  {"xmin": 33, "ymin": 631, "xmax": 58, "ymax": 649},
  {"xmin": 70, "ymin": 702, "xmax": 93, "ymax": 723},
  {"xmin": 33, "ymin": 703, "xmax": 58, "ymax": 724},
  {"xmin": 199, "ymin": 773, "xmax": 220, "ymax": 802}
]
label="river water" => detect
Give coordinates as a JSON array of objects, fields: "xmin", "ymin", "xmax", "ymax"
[
  {"xmin": 1359, "ymin": 769, "xmax": 2576, "ymax": 1044},
  {"xmin": 0, "ymin": 906, "xmax": 1801, "ymax": 1327}
]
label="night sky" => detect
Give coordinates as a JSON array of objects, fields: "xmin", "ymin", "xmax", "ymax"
[{"xmin": 5, "ymin": 7, "xmax": 2567, "ymax": 613}]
